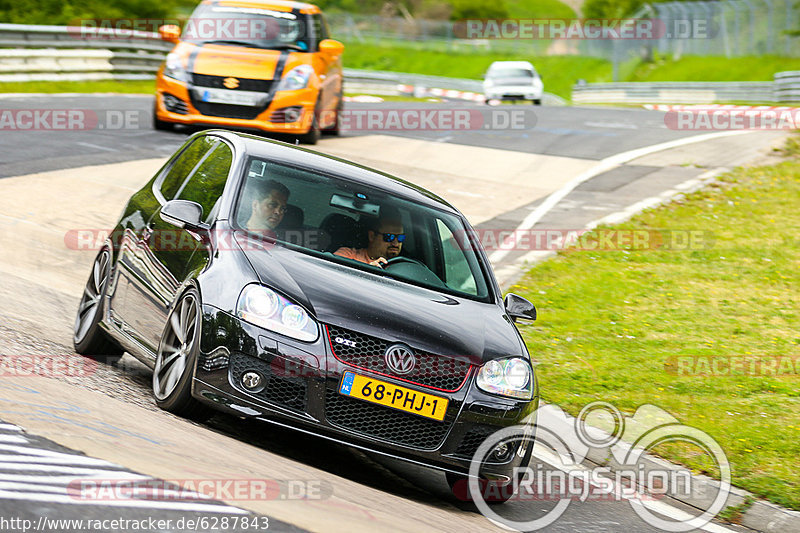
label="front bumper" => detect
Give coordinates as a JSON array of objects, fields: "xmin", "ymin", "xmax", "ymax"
[
  {"xmin": 484, "ymin": 86, "xmax": 543, "ymax": 101},
  {"xmin": 155, "ymin": 74, "xmax": 316, "ymax": 134},
  {"xmin": 194, "ymin": 306, "xmax": 539, "ymax": 481}
]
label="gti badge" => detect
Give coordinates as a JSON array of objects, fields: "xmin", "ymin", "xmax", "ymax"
[
  {"xmin": 334, "ymin": 336, "xmax": 357, "ymax": 348},
  {"xmin": 385, "ymin": 344, "xmax": 415, "ymax": 375}
]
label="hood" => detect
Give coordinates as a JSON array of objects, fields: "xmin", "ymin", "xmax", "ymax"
[
  {"xmin": 175, "ymin": 41, "xmax": 297, "ymax": 79},
  {"xmin": 235, "ymin": 236, "xmax": 524, "ymax": 365}
]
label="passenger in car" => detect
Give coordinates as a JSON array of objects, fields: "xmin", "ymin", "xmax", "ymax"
[
  {"xmin": 246, "ymin": 179, "xmax": 290, "ymax": 235},
  {"xmin": 335, "ymin": 206, "xmax": 404, "ymax": 268}
]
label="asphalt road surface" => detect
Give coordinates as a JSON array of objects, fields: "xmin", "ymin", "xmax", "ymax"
[
  {"xmin": 2, "ymin": 95, "xmax": 707, "ymax": 179},
  {"xmin": 0, "ymin": 93, "xmax": 784, "ymax": 533}
]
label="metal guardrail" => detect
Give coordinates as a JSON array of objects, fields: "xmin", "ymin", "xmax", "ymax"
[
  {"xmin": 572, "ymin": 79, "xmax": 799, "ymax": 104},
  {"xmin": 775, "ymin": 71, "xmax": 800, "ymax": 102},
  {"xmin": 0, "ymin": 23, "xmax": 169, "ymax": 82}
]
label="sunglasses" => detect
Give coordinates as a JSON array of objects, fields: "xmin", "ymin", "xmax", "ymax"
[{"xmin": 380, "ymin": 232, "xmax": 406, "ymax": 243}]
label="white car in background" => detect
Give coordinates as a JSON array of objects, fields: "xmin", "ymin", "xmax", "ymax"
[{"xmin": 483, "ymin": 61, "xmax": 544, "ymax": 105}]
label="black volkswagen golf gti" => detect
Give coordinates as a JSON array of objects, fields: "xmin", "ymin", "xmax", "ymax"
[{"xmin": 73, "ymin": 130, "xmax": 539, "ymax": 501}]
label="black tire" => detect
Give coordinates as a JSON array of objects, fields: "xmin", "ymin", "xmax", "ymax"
[
  {"xmin": 153, "ymin": 288, "xmax": 211, "ymax": 420},
  {"xmin": 153, "ymin": 105, "xmax": 174, "ymax": 131},
  {"xmin": 73, "ymin": 248, "xmax": 123, "ymax": 363},
  {"xmin": 322, "ymin": 94, "xmax": 343, "ymax": 136},
  {"xmin": 446, "ymin": 472, "xmax": 515, "ymax": 504},
  {"xmin": 532, "ymin": 99, "xmax": 542, "ymax": 105},
  {"xmin": 297, "ymin": 103, "xmax": 321, "ymax": 145}
]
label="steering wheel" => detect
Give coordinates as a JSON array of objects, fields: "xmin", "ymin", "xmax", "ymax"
[
  {"xmin": 384, "ymin": 256, "xmax": 427, "ymax": 268},
  {"xmin": 383, "ymin": 256, "xmax": 447, "ymax": 288}
]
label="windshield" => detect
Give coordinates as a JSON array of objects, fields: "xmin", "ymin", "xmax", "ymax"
[
  {"xmin": 489, "ymin": 68, "xmax": 535, "ymax": 79},
  {"xmin": 234, "ymin": 157, "xmax": 491, "ymax": 300},
  {"xmin": 183, "ymin": 5, "xmax": 311, "ymax": 51}
]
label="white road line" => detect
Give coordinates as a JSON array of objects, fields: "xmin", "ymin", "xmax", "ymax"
[
  {"xmin": 0, "ymin": 423, "xmax": 23, "ymax": 431},
  {"xmin": 0, "ymin": 490, "xmax": 249, "ymax": 513},
  {"xmin": 0, "ymin": 473, "xmax": 150, "ymax": 484},
  {"xmin": 488, "ymin": 130, "xmax": 750, "ymax": 265},
  {"xmin": 0, "ymin": 463, "xmax": 134, "ymax": 475},
  {"xmin": 0, "ymin": 481, "xmax": 70, "ymax": 494},
  {"xmin": 0, "ymin": 435, "xmax": 27, "ymax": 443},
  {"xmin": 75, "ymin": 142, "xmax": 119, "ymax": 152},
  {"xmin": 534, "ymin": 446, "xmax": 738, "ymax": 533},
  {"xmin": 0, "ymin": 454, "xmax": 131, "ymax": 467}
]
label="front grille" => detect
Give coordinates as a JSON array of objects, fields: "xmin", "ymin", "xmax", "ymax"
[
  {"xmin": 229, "ymin": 352, "xmax": 307, "ymax": 411},
  {"xmin": 326, "ymin": 326, "xmax": 472, "ymax": 391},
  {"xmin": 189, "ymin": 73, "xmax": 273, "ymax": 119},
  {"xmin": 188, "ymin": 98, "xmax": 268, "ymax": 120},
  {"xmin": 192, "ymin": 73, "xmax": 274, "ymax": 92},
  {"xmin": 454, "ymin": 425, "xmax": 521, "ymax": 462},
  {"xmin": 163, "ymin": 93, "xmax": 188, "ymax": 114},
  {"xmin": 325, "ymin": 389, "xmax": 456, "ymax": 450},
  {"xmin": 454, "ymin": 425, "xmax": 497, "ymax": 458},
  {"xmin": 270, "ymin": 106, "xmax": 303, "ymax": 123}
]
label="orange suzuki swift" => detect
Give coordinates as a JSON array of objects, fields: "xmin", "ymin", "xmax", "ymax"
[{"xmin": 154, "ymin": 0, "xmax": 344, "ymax": 144}]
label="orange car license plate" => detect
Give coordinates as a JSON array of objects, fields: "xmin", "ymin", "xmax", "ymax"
[{"xmin": 338, "ymin": 371, "xmax": 448, "ymax": 421}]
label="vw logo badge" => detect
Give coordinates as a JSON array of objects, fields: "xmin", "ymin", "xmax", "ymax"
[{"xmin": 385, "ymin": 344, "xmax": 415, "ymax": 375}]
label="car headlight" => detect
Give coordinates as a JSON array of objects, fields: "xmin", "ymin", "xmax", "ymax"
[
  {"xmin": 476, "ymin": 357, "xmax": 533, "ymax": 399},
  {"xmin": 276, "ymin": 65, "xmax": 314, "ymax": 91},
  {"xmin": 163, "ymin": 52, "xmax": 189, "ymax": 83},
  {"xmin": 236, "ymin": 284, "xmax": 318, "ymax": 342}
]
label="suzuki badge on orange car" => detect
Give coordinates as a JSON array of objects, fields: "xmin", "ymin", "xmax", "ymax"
[{"xmin": 153, "ymin": 0, "xmax": 344, "ymax": 144}]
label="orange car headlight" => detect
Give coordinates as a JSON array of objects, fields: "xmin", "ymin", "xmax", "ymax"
[
  {"xmin": 163, "ymin": 53, "xmax": 189, "ymax": 83},
  {"xmin": 276, "ymin": 65, "xmax": 314, "ymax": 91}
]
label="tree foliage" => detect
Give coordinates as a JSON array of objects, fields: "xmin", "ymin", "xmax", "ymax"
[{"xmin": 0, "ymin": 0, "xmax": 190, "ymax": 25}]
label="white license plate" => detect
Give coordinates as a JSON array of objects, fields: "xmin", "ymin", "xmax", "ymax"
[{"xmin": 198, "ymin": 88, "xmax": 263, "ymax": 106}]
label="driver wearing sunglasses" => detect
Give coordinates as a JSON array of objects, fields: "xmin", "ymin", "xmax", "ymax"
[{"xmin": 335, "ymin": 206, "xmax": 404, "ymax": 268}]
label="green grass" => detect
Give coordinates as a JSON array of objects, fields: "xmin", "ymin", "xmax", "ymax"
[
  {"xmin": 509, "ymin": 144, "xmax": 800, "ymax": 510},
  {"xmin": 0, "ymin": 79, "xmax": 155, "ymax": 94},
  {"xmin": 505, "ymin": 0, "xmax": 577, "ymax": 19},
  {"xmin": 4, "ymin": 51, "xmax": 799, "ymax": 104},
  {"xmin": 343, "ymin": 42, "xmax": 611, "ymax": 99},
  {"xmin": 342, "ymin": 44, "xmax": 800, "ymax": 100},
  {"xmin": 629, "ymin": 55, "xmax": 800, "ymax": 82}
]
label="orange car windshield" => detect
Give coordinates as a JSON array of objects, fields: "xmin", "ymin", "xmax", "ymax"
[{"xmin": 183, "ymin": 4, "xmax": 310, "ymax": 51}]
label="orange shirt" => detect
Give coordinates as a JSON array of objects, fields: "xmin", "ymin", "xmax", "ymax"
[{"xmin": 334, "ymin": 247, "xmax": 372, "ymax": 264}]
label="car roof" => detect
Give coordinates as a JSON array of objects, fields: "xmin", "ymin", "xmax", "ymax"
[
  {"xmin": 211, "ymin": 131, "xmax": 459, "ymax": 214},
  {"xmin": 488, "ymin": 61, "xmax": 535, "ymax": 69},
  {"xmin": 208, "ymin": 0, "xmax": 321, "ymax": 14}
]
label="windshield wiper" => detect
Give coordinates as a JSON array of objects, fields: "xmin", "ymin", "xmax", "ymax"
[
  {"xmin": 202, "ymin": 40, "xmax": 264, "ymax": 49},
  {"xmin": 270, "ymin": 44, "xmax": 306, "ymax": 51}
]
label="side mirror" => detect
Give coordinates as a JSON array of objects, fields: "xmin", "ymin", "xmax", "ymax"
[
  {"xmin": 319, "ymin": 39, "xmax": 344, "ymax": 57},
  {"xmin": 160, "ymin": 200, "xmax": 203, "ymax": 229},
  {"xmin": 505, "ymin": 293, "xmax": 536, "ymax": 322},
  {"xmin": 159, "ymin": 24, "xmax": 181, "ymax": 43}
]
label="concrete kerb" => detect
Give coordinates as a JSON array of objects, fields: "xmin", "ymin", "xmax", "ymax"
[{"xmin": 497, "ymin": 166, "xmax": 800, "ymax": 531}]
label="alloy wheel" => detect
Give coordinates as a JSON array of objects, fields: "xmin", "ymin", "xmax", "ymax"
[{"xmin": 154, "ymin": 292, "xmax": 198, "ymax": 400}]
